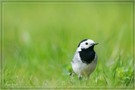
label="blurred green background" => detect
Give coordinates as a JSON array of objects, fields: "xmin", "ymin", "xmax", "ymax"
[{"xmin": 1, "ymin": 1, "xmax": 134, "ymax": 89}]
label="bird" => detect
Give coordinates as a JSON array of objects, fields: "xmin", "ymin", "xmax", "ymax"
[{"xmin": 71, "ymin": 39, "xmax": 98, "ymax": 80}]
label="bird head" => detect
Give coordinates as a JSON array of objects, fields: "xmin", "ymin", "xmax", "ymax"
[{"xmin": 77, "ymin": 39, "xmax": 98, "ymax": 51}]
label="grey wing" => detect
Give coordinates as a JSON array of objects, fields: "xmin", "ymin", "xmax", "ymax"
[{"xmin": 72, "ymin": 51, "xmax": 81, "ymax": 63}]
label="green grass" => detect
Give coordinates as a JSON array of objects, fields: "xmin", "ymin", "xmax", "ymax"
[{"xmin": 1, "ymin": 2, "xmax": 134, "ymax": 89}]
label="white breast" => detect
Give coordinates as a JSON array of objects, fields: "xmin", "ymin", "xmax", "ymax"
[{"xmin": 71, "ymin": 53, "xmax": 97, "ymax": 77}]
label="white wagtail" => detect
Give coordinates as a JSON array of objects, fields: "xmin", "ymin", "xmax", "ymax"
[{"xmin": 71, "ymin": 39, "xmax": 98, "ymax": 79}]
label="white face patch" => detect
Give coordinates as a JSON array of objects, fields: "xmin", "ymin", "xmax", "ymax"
[{"xmin": 79, "ymin": 39, "xmax": 95, "ymax": 49}]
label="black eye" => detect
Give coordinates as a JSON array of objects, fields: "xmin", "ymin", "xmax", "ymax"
[{"xmin": 85, "ymin": 42, "xmax": 88, "ymax": 45}]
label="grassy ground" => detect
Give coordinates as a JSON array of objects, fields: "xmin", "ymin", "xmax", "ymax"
[{"xmin": 1, "ymin": 1, "xmax": 134, "ymax": 89}]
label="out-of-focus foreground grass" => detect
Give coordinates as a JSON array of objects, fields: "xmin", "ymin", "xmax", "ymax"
[{"xmin": 1, "ymin": 2, "xmax": 134, "ymax": 89}]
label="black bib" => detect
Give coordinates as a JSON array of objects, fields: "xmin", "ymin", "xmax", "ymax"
[{"xmin": 79, "ymin": 46, "xmax": 95, "ymax": 64}]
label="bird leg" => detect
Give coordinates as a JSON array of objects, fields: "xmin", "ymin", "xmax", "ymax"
[{"xmin": 78, "ymin": 74, "xmax": 82, "ymax": 80}]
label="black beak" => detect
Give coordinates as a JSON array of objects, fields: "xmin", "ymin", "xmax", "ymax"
[{"xmin": 94, "ymin": 43, "xmax": 99, "ymax": 45}]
